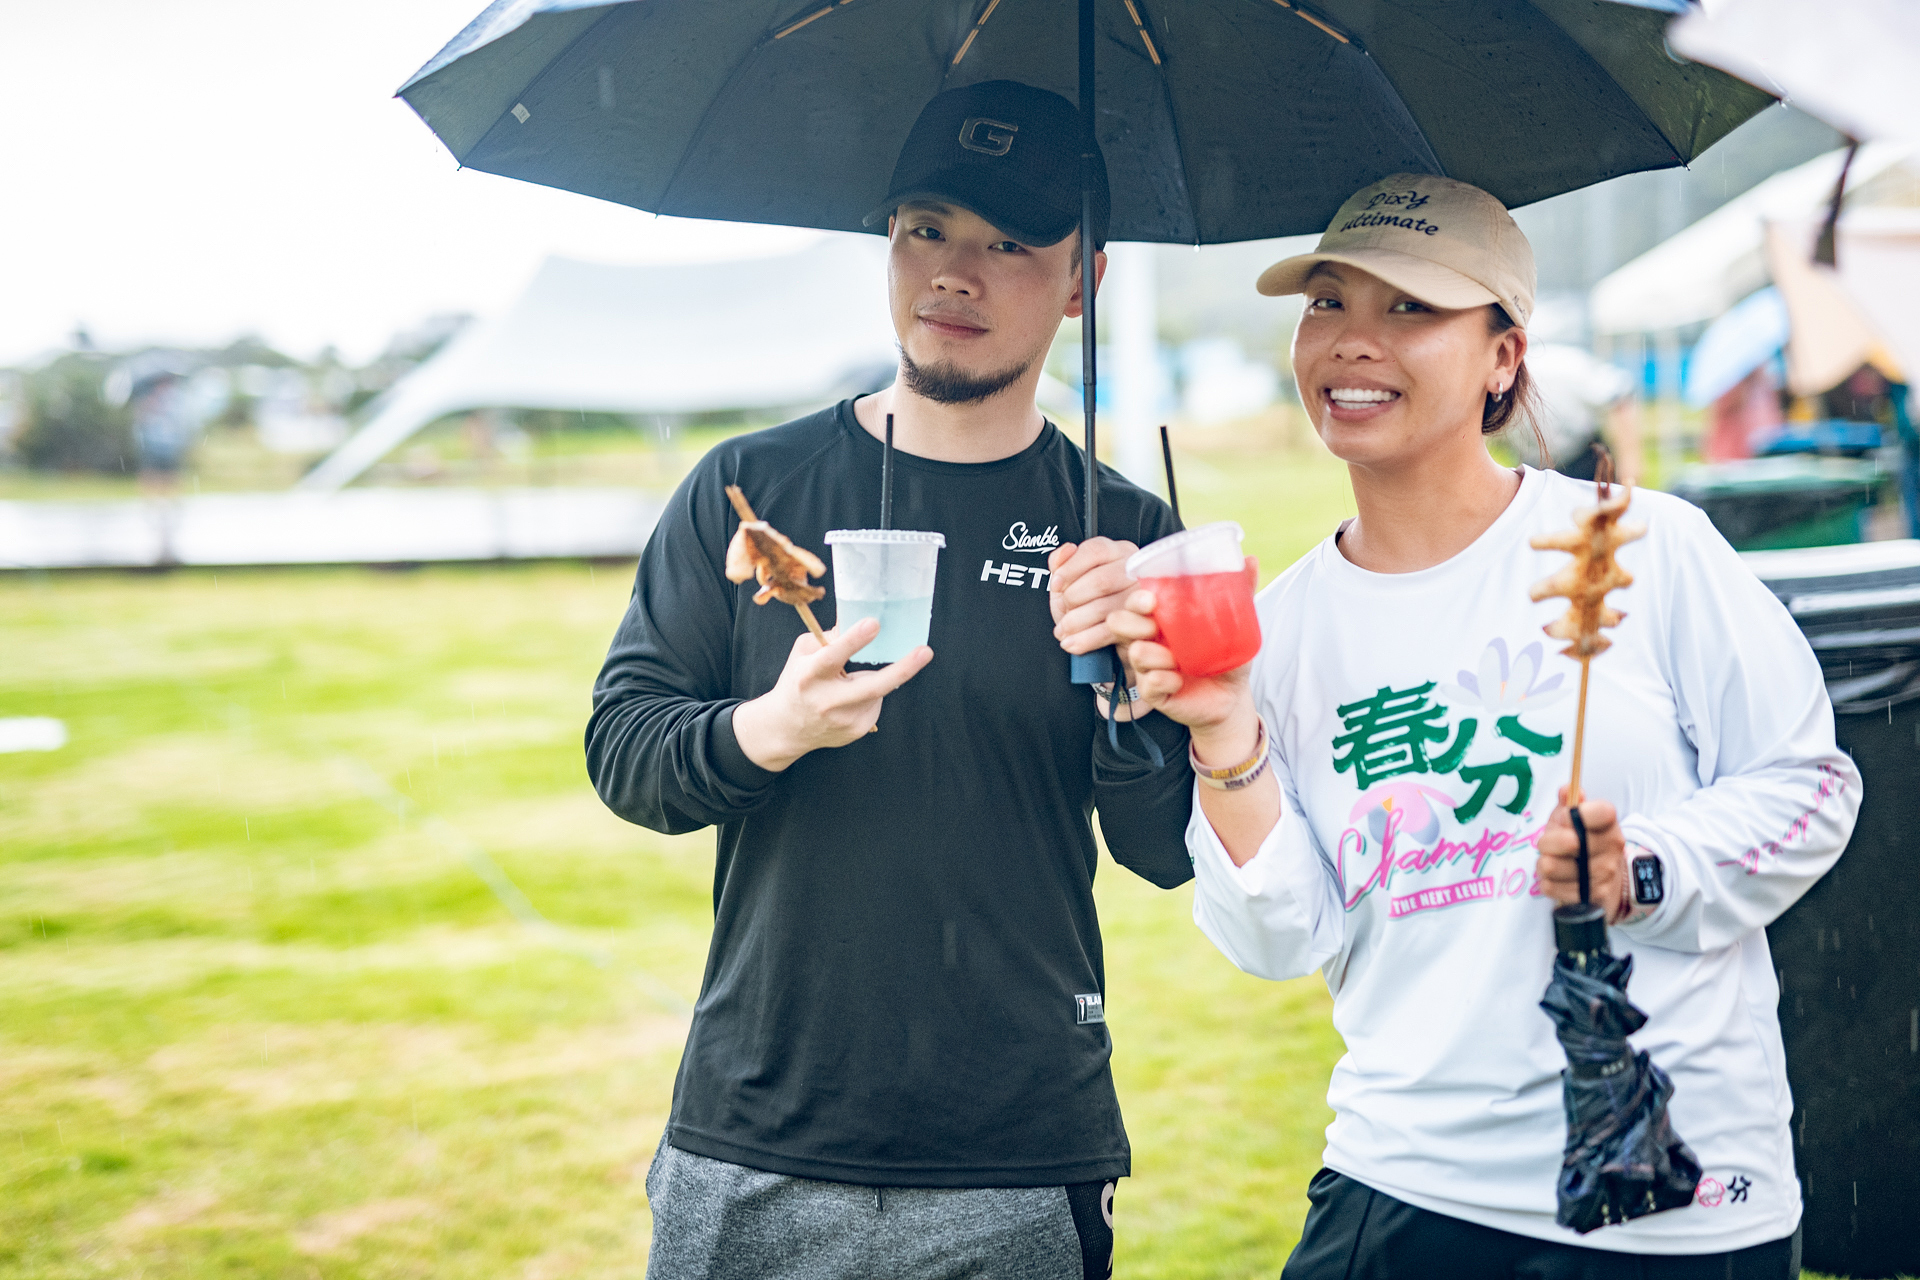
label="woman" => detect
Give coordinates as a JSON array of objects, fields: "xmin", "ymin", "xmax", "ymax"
[{"xmin": 1104, "ymin": 175, "xmax": 1858, "ymax": 1277}]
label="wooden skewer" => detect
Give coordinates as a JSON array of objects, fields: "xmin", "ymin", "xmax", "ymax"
[
  {"xmin": 1568, "ymin": 658, "xmax": 1591, "ymax": 810},
  {"xmin": 1528, "ymin": 449, "xmax": 1643, "ymax": 901}
]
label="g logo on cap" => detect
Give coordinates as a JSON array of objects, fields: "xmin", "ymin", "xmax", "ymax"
[{"xmin": 958, "ymin": 117, "xmax": 1017, "ymax": 156}]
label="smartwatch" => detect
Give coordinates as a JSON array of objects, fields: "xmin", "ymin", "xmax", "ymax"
[{"xmin": 1629, "ymin": 846, "xmax": 1664, "ymax": 906}]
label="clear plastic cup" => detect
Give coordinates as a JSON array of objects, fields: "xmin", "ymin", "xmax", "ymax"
[
  {"xmin": 825, "ymin": 529, "xmax": 946, "ymax": 663},
  {"xmin": 1125, "ymin": 521, "xmax": 1260, "ymax": 677}
]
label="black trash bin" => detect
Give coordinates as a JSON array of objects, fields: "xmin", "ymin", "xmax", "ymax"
[
  {"xmin": 1673, "ymin": 456, "xmax": 1887, "ymax": 551},
  {"xmin": 1746, "ymin": 541, "xmax": 1920, "ymax": 1279}
]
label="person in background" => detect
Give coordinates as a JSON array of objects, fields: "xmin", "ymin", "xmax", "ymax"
[
  {"xmin": 130, "ymin": 370, "xmax": 195, "ymax": 494},
  {"xmin": 1504, "ymin": 342, "xmax": 1641, "ymax": 480},
  {"xmin": 1707, "ymin": 363, "xmax": 1784, "ymax": 462},
  {"xmin": 1108, "ymin": 173, "xmax": 1857, "ymax": 1279},
  {"xmin": 587, "ymin": 81, "xmax": 1192, "ymax": 1280}
]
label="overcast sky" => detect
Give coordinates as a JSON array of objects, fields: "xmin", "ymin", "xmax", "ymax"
[{"xmin": 3, "ymin": 0, "xmax": 824, "ymax": 367}]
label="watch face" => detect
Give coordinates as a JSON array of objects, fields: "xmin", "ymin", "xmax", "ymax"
[{"xmin": 1632, "ymin": 855, "xmax": 1664, "ymax": 905}]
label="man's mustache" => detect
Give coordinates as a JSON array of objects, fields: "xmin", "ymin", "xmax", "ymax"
[{"xmin": 915, "ymin": 304, "xmax": 990, "ymax": 331}]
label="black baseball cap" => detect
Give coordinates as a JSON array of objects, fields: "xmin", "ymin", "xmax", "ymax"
[{"xmin": 863, "ymin": 80, "xmax": 1109, "ymax": 249}]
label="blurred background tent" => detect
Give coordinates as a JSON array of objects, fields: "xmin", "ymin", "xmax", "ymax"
[
  {"xmin": 1589, "ymin": 143, "xmax": 1915, "ymax": 340},
  {"xmin": 299, "ymin": 237, "xmax": 899, "ymax": 493}
]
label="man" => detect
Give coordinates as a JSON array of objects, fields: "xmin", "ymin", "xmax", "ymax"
[{"xmin": 586, "ymin": 81, "xmax": 1193, "ymax": 1279}]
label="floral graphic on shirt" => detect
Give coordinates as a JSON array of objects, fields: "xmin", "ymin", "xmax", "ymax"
[
  {"xmin": 1329, "ymin": 639, "xmax": 1570, "ymax": 918},
  {"xmin": 1350, "ymin": 781, "xmax": 1457, "ymax": 847},
  {"xmin": 1439, "ymin": 637, "xmax": 1568, "ymax": 716}
]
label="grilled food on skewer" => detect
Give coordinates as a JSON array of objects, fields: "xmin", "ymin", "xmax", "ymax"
[
  {"xmin": 1527, "ymin": 468, "xmax": 1644, "ymax": 806},
  {"xmin": 724, "ymin": 485, "xmax": 828, "ymax": 641},
  {"xmin": 1528, "ymin": 483, "xmax": 1645, "ymax": 660}
]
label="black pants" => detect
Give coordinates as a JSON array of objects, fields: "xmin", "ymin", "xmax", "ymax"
[
  {"xmin": 1066, "ymin": 1179, "xmax": 1116, "ymax": 1280},
  {"xmin": 1282, "ymin": 1170, "xmax": 1800, "ymax": 1280}
]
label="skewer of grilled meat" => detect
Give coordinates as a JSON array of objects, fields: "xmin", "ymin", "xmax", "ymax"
[
  {"xmin": 1527, "ymin": 462, "xmax": 1645, "ymax": 804},
  {"xmin": 724, "ymin": 485, "xmax": 827, "ymax": 642}
]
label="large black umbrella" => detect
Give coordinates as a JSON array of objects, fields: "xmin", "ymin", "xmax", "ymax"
[
  {"xmin": 397, "ymin": 0, "xmax": 1766, "ymax": 670},
  {"xmin": 400, "ymin": 0, "xmax": 1766, "ymax": 245}
]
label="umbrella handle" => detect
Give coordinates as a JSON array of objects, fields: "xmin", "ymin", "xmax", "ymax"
[{"xmin": 1569, "ymin": 804, "xmax": 1591, "ymax": 908}]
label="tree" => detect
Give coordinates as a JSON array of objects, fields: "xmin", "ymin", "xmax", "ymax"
[{"xmin": 15, "ymin": 354, "xmax": 134, "ymax": 472}]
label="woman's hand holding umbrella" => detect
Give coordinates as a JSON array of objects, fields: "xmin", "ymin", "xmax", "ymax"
[{"xmin": 1536, "ymin": 789, "xmax": 1630, "ymax": 925}]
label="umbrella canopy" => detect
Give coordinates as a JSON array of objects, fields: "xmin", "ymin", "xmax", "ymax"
[
  {"xmin": 1683, "ymin": 285, "xmax": 1788, "ymax": 408},
  {"xmin": 1538, "ymin": 946, "xmax": 1705, "ymax": 1233},
  {"xmin": 1669, "ymin": 0, "xmax": 1920, "ymax": 152},
  {"xmin": 400, "ymin": 0, "xmax": 1772, "ymax": 246}
]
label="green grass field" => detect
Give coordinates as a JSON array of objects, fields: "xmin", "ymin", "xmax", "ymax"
[
  {"xmin": 0, "ymin": 434, "xmax": 1355, "ymax": 1278},
  {"xmin": 0, "ymin": 431, "xmax": 1850, "ymax": 1278}
]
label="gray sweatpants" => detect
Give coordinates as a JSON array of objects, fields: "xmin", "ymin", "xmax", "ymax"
[{"xmin": 644, "ymin": 1139, "xmax": 1085, "ymax": 1280}]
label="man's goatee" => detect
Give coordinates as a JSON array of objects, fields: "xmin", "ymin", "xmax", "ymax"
[{"xmin": 898, "ymin": 350, "xmax": 1033, "ymax": 406}]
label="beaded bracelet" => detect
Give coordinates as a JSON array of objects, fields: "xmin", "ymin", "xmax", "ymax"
[{"xmin": 1191, "ymin": 716, "xmax": 1271, "ymax": 791}]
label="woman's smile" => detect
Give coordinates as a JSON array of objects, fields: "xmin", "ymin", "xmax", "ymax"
[{"xmin": 1325, "ymin": 387, "xmax": 1404, "ymax": 420}]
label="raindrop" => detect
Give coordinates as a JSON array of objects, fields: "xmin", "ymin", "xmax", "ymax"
[{"xmin": 1910, "ymin": 1009, "xmax": 1916, "ymax": 1054}]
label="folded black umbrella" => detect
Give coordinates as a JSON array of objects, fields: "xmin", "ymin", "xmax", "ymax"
[
  {"xmin": 1540, "ymin": 942, "xmax": 1703, "ymax": 1232},
  {"xmin": 1540, "ymin": 814, "xmax": 1701, "ymax": 1234}
]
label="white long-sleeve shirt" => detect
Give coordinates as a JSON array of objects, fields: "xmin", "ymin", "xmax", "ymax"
[{"xmin": 1191, "ymin": 467, "xmax": 1859, "ymax": 1254}]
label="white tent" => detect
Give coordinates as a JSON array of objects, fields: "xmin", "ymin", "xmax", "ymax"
[
  {"xmin": 300, "ymin": 237, "xmax": 898, "ymax": 493},
  {"xmin": 1589, "ymin": 143, "xmax": 1913, "ymax": 337}
]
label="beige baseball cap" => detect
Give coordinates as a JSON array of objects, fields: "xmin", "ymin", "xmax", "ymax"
[{"xmin": 1256, "ymin": 174, "xmax": 1535, "ymax": 327}]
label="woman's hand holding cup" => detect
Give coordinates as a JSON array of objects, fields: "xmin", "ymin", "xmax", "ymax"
[{"xmin": 1108, "ymin": 582, "xmax": 1260, "ymax": 761}]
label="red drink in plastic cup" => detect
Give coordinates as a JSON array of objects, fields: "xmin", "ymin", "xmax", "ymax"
[{"xmin": 1127, "ymin": 522, "xmax": 1260, "ymax": 677}]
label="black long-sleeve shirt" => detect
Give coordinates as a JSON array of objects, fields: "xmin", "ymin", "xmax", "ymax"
[{"xmin": 587, "ymin": 401, "xmax": 1194, "ymax": 1187}]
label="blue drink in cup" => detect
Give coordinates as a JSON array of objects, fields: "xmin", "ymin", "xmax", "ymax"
[{"xmin": 825, "ymin": 529, "xmax": 945, "ymax": 664}]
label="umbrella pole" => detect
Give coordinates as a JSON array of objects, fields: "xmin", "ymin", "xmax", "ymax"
[{"xmin": 1069, "ymin": 0, "xmax": 1107, "ymax": 685}]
